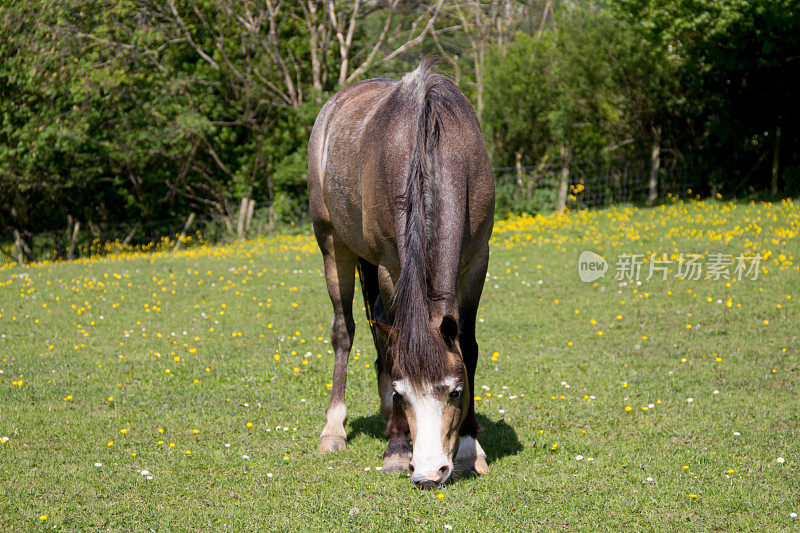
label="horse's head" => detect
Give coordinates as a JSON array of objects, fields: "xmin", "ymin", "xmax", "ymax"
[{"xmin": 379, "ymin": 315, "xmax": 468, "ymax": 488}]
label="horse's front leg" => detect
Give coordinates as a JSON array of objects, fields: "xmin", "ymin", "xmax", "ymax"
[
  {"xmin": 319, "ymin": 236, "xmax": 357, "ymax": 452},
  {"xmin": 455, "ymin": 249, "xmax": 490, "ymax": 475},
  {"xmin": 382, "ymin": 393, "xmax": 412, "ymax": 472}
]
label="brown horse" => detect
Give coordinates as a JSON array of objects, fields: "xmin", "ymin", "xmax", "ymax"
[{"xmin": 307, "ymin": 58, "xmax": 494, "ymax": 488}]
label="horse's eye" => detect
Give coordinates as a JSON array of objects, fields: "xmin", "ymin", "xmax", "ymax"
[
  {"xmin": 393, "ymin": 391, "xmax": 402, "ymax": 401},
  {"xmin": 449, "ymin": 389, "xmax": 462, "ymax": 400}
]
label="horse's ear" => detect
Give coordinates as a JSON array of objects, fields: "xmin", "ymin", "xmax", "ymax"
[
  {"xmin": 439, "ymin": 315, "xmax": 459, "ymax": 348},
  {"xmin": 374, "ymin": 320, "xmax": 394, "ymax": 342}
]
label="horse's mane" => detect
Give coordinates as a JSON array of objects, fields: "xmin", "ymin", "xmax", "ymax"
[{"xmin": 388, "ymin": 58, "xmax": 471, "ymax": 388}]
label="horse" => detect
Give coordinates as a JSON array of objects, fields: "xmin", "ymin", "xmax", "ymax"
[{"xmin": 307, "ymin": 57, "xmax": 494, "ymax": 488}]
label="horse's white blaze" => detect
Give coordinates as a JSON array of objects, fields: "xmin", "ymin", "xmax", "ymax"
[
  {"xmin": 410, "ymin": 394, "xmax": 448, "ymax": 478},
  {"xmin": 394, "ymin": 379, "xmax": 453, "ymax": 480}
]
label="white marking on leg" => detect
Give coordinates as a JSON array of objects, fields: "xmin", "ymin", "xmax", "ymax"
[
  {"xmin": 322, "ymin": 403, "xmax": 347, "ymax": 438},
  {"xmin": 456, "ymin": 435, "xmax": 486, "ymax": 463}
]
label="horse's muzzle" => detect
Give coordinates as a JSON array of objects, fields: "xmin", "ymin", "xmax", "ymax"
[{"xmin": 410, "ymin": 463, "xmax": 452, "ymax": 489}]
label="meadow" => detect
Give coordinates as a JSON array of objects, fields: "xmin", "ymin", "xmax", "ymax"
[{"xmin": 1, "ymin": 198, "xmax": 798, "ymax": 531}]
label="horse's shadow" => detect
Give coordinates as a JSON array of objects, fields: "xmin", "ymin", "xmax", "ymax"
[{"xmin": 347, "ymin": 412, "xmax": 522, "ymax": 465}]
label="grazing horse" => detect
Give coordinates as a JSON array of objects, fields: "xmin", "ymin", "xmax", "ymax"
[{"xmin": 307, "ymin": 58, "xmax": 494, "ymax": 488}]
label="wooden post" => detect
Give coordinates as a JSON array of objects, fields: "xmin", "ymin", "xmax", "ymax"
[
  {"xmin": 13, "ymin": 229, "xmax": 25, "ymax": 265},
  {"xmin": 236, "ymin": 196, "xmax": 249, "ymax": 240},
  {"xmin": 121, "ymin": 223, "xmax": 139, "ymax": 248},
  {"xmin": 528, "ymin": 153, "xmax": 549, "ymax": 200},
  {"xmin": 515, "ymin": 151, "xmax": 524, "ymax": 188},
  {"xmin": 556, "ymin": 144, "xmax": 570, "ymax": 214},
  {"xmin": 173, "ymin": 213, "xmax": 195, "ymax": 252},
  {"xmin": 244, "ymin": 198, "xmax": 256, "ymax": 238},
  {"xmin": 10, "ymin": 206, "xmax": 31, "ymax": 264},
  {"xmin": 771, "ymin": 125, "xmax": 781, "ymax": 196},
  {"xmin": 648, "ymin": 126, "xmax": 662, "ymax": 206},
  {"xmin": 68, "ymin": 220, "xmax": 80, "ymax": 260},
  {"xmin": 267, "ymin": 204, "xmax": 275, "ymax": 232}
]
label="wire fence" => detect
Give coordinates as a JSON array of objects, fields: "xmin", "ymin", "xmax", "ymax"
[
  {"xmin": 3, "ymin": 152, "xmax": 697, "ymax": 264},
  {"xmin": 493, "ymin": 150, "xmax": 691, "ymax": 214}
]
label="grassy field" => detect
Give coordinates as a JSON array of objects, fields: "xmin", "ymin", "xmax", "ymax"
[{"xmin": 1, "ymin": 198, "xmax": 798, "ymax": 531}]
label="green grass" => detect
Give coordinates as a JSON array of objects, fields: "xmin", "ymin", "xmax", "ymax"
[{"xmin": 1, "ymin": 199, "xmax": 798, "ymax": 531}]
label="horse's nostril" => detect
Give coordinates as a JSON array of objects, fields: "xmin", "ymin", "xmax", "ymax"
[
  {"xmin": 438, "ymin": 465, "xmax": 448, "ymax": 475},
  {"xmin": 413, "ymin": 479, "xmax": 437, "ymax": 490},
  {"xmin": 408, "ymin": 464, "xmax": 415, "ymax": 474}
]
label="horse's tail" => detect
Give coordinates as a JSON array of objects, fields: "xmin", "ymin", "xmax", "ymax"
[{"xmin": 391, "ymin": 57, "xmax": 452, "ymax": 386}]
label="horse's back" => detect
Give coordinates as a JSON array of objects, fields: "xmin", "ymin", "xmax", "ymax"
[
  {"xmin": 308, "ymin": 68, "xmax": 494, "ymax": 273},
  {"xmin": 307, "ymin": 78, "xmax": 401, "ymax": 262}
]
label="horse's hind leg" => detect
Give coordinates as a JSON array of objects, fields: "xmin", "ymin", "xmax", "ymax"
[
  {"xmin": 318, "ymin": 233, "xmax": 358, "ymax": 452},
  {"xmin": 455, "ymin": 248, "xmax": 490, "ymax": 475}
]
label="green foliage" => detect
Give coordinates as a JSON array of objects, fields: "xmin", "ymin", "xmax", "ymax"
[
  {"xmin": 484, "ymin": 32, "xmax": 556, "ymax": 167},
  {"xmin": 2, "ymin": 0, "xmax": 799, "ymax": 260},
  {"xmin": 609, "ymin": 0, "xmax": 800, "ymax": 193},
  {"xmin": 484, "ymin": 8, "xmax": 656, "ymax": 169}
]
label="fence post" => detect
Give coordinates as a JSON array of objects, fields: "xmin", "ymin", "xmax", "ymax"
[
  {"xmin": 528, "ymin": 153, "xmax": 549, "ymax": 199},
  {"xmin": 771, "ymin": 125, "xmax": 781, "ymax": 196},
  {"xmin": 648, "ymin": 126, "xmax": 662, "ymax": 206},
  {"xmin": 244, "ymin": 198, "xmax": 256, "ymax": 238},
  {"xmin": 68, "ymin": 220, "xmax": 80, "ymax": 261},
  {"xmin": 173, "ymin": 213, "xmax": 195, "ymax": 252},
  {"xmin": 557, "ymin": 144, "xmax": 570, "ymax": 214},
  {"xmin": 236, "ymin": 196, "xmax": 249, "ymax": 240},
  {"xmin": 13, "ymin": 229, "xmax": 25, "ymax": 265},
  {"xmin": 121, "ymin": 224, "xmax": 139, "ymax": 248}
]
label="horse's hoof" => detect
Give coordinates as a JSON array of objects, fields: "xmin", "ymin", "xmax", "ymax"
[
  {"xmin": 382, "ymin": 453, "xmax": 410, "ymax": 472},
  {"xmin": 455, "ymin": 455, "xmax": 490, "ymax": 475},
  {"xmin": 454, "ymin": 436, "xmax": 489, "ymax": 475},
  {"xmin": 319, "ymin": 435, "xmax": 347, "ymax": 452},
  {"xmin": 473, "ymin": 456, "xmax": 489, "ymax": 474}
]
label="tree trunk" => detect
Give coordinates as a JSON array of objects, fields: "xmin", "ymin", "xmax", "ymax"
[
  {"xmin": 557, "ymin": 144, "xmax": 570, "ymax": 214},
  {"xmin": 771, "ymin": 125, "xmax": 781, "ymax": 196},
  {"xmin": 474, "ymin": 39, "xmax": 484, "ymax": 123},
  {"xmin": 306, "ymin": 0, "xmax": 324, "ymax": 102},
  {"xmin": 648, "ymin": 126, "xmax": 662, "ymax": 206},
  {"xmin": 515, "ymin": 151, "xmax": 523, "ymax": 187}
]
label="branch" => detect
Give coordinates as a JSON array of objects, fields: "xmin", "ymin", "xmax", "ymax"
[
  {"xmin": 344, "ymin": 0, "xmax": 400, "ymax": 84},
  {"xmin": 263, "ymin": 0, "xmax": 300, "ymax": 107},
  {"xmin": 168, "ymin": 0, "xmax": 220, "ymax": 70},
  {"xmin": 381, "ymin": 0, "xmax": 445, "ymax": 64},
  {"xmin": 537, "ymin": 1, "xmax": 552, "ymax": 39}
]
